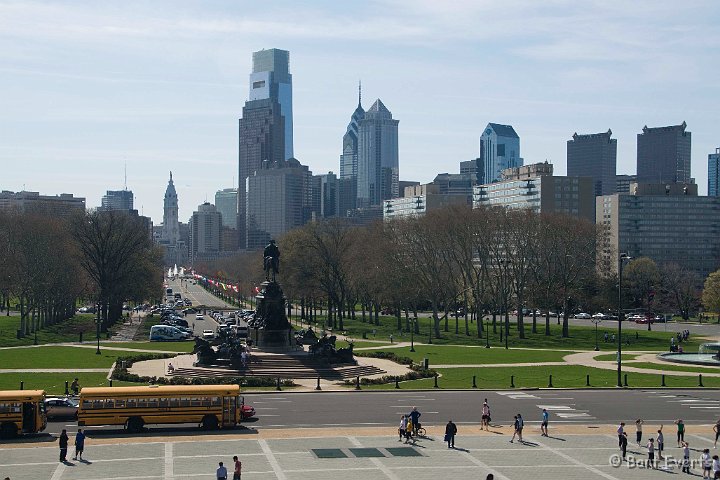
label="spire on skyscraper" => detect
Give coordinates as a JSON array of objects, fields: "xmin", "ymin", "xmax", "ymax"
[{"xmin": 358, "ymin": 80, "xmax": 362, "ymax": 108}]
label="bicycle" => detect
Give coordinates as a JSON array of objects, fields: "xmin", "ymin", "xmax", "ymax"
[{"xmin": 413, "ymin": 423, "xmax": 426, "ymax": 437}]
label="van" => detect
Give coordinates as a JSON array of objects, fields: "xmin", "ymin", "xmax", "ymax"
[
  {"xmin": 149, "ymin": 325, "xmax": 190, "ymax": 341},
  {"xmin": 231, "ymin": 324, "xmax": 248, "ymax": 338}
]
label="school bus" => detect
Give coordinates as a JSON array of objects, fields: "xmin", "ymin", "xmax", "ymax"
[
  {"xmin": 77, "ymin": 384, "xmax": 243, "ymax": 433},
  {"xmin": 0, "ymin": 390, "xmax": 48, "ymax": 439}
]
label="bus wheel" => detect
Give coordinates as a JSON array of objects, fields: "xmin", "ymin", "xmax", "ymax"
[
  {"xmin": 0, "ymin": 422, "xmax": 18, "ymax": 439},
  {"xmin": 126, "ymin": 417, "xmax": 144, "ymax": 433},
  {"xmin": 201, "ymin": 415, "xmax": 219, "ymax": 430}
]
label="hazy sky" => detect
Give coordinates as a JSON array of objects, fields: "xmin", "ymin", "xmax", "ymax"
[{"xmin": 2, "ymin": 1, "xmax": 719, "ymax": 224}]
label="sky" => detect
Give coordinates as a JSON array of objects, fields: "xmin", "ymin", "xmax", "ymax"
[{"xmin": 1, "ymin": 0, "xmax": 719, "ymax": 224}]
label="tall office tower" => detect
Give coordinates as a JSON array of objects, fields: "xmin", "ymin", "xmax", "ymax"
[
  {"xmin": 337, "ymin": 177, "xmax": 356, "ymax": 218},
  {"xmin": 188, "ymin": 202, "xmax": 222, "ymax": 263},
  {"xmin": 312, "ymin": 172, "xmax": 339, "ymax": 218},
  {"xmin": 357, "ymin": 99, "xmax": 399, "ymax": 207},
  {"xmin": 709, "ymin": 148, "xmax": 720, "ymax": 197},
  {"xmin": 238, "ymin": 98, "xmax": 285, "ymax": 249},
  {"xmin": 249, "ymin": 48, "xmax": 293, "ymax": 160},
  {"xmin": 246, "ymin": 158, "xmax": 311, "ymax": 249},
  {"xmin": 214, "ymin": 188, "xmax": 238, "ymax": 230},
  {"xmin": 339, "ymin": 84, "xmax": 365, "ymax": 212},
  {"xmin": 460, "ymin": 158, "xmax": 484, "ymax": 185},
  {"xmin": 100, "ymin": 190, "xmax": 134, "ymax": 211},
  {"xmin": 567, "ymin": 129, "xmax": 617, "ymax": 196},
  {"xmin": 636, "ymin": 122, "xmax": 692, "ymax": 184},
  {"xmin": 481, "ymin": 123, "xmax": 521, "ymax": 184},
  {"xmin": 161, "ymin": 172, "xmax": 180, "ymax": 245}
]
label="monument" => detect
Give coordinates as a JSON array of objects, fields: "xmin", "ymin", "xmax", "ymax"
[{"xmin": 247, "ymin": 240, "xmax": 294, "ymax": 350}]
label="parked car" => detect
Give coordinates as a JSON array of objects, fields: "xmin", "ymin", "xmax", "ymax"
[
  {"xmin": 44, "ymin": 397, "xmax": 78, "ymax": 419},
  {"xmin": 196, "ymin": 314, "xmax": 204, "ymax": 320},
  {"xmin": 202, "ymin": 329, "xmax": 215, "ymax": 340},
  {"xmin": 241, "ymin": 403, "xmax": 256, "ymax": 420},
  {"xmin": 150, "ymin": 325, "xmax": 191, "ymax": 341},
  {"xmin": 574, "ymin": 312, "xmax": 592, "ymax": 319},
  {"xmin": 182, "ymin": 308, "xmax": 197, "ymax": 315}
]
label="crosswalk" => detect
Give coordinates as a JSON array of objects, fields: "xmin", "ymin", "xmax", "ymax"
[
  {"xmin": 494, "ymin": 391, "xmax": 597, "ymax": 420},
  {"xmin": 643, "ymin": 390, "xmax": 720, "ymax": 410}
]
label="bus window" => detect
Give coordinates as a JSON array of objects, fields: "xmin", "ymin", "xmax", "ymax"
[
  {"xmin": 179, "ymin": 398, "xmax": 190, "ymax": 407},
  {"xmin": 190, "ymin": 397, "xmax": 202, "ymax": 407},
  {"xmin": 169, "ymin": 398, "xmax": 179, "ymax": 408},
  {"xmin": 105, "ymin": 399, "xmax": 114, "ymax": 408},
  {"xmin": 147, "ymin": 398, "xmax": 159, "ymax": 408},
  {"xmin": 115, "ymin": 399, "xmax": 125, "ymax": 408},
  {"xmin": 127, "ymin": 399, "xmax": 136, "ymax": 408},
  {"xmin": 211, "ymin": 397, "xmax": 221, "ymax": 407},
  {"xmin": 159, "ymin": 399, "xmax": 169, "ymax": 408},
  {"xmin": 92, "ymin": 399, "xmax": 104, "ymax": 409},
  {"xmin": 137, "ymin": 398, "xmax": 147, "ymax": 408},
  {"xmin": 82, "ymin": 400, "xmax": 92, "ymax": 409}
]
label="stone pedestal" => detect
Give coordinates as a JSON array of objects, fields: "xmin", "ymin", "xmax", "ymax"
[{"xmin": 249, "ymin": 281, "xmax": 293, "ymax": 351}]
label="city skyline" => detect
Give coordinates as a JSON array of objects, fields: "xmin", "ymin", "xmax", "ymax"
[{"xmin": 1, "ymin": 1, "xmax": 719, "ymax": 223}]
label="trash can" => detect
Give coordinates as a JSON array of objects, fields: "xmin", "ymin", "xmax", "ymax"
[{"xmin": 423, "ymin": 358, "xmax": 429, "ymax": 370}]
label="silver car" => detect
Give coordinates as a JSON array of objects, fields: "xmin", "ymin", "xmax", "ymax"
[{"xmin": 45, "ymin": 397, "xmax": 78, "ymax": 419}]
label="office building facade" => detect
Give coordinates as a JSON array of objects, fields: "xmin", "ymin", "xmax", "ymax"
[
  {"xmin": 480, "ymin": 123, "xmax": 522, "ymax": 184},
  {"xmin": 567, "ymin": 130, "xmax": 617, "ymax": 196},
  {"xmin": 460, "ymin": 158, "xmax": 484, "ymax": 185},
  {"xmin": 189, "ymin": 202, "xmax": 222, "ymax": 264},
  {"xmin": 339, "ymin": 86, "xmax": 365, "ymax": 214},
  {"xmin": 636, "ymin": 122, "xmax": 692, "ymax": 185},
  {"xmin": 312, "ymin": 172, "xmax": 339, "ymax": 218},
  {"xmin": 709, "ymin": 148, "xmax": 720, "ymax": 197},
  {"xmin": 616, "ymin": 174, "xmax": 637, "ymax": 193},
  {"xmin": 357, "ymin": 99, "xmax": 399, "ymax": 207},
  {"xmin": 597, "ymin": 183, "xmax": 720, "ymax": 278},
  {"xmin": 214, "ymin": 188, "xmax": 238, "ymax": 230},
  {"xmin": 384, "ymin": 184, "xmax": 471, "ymax": 219},
  {"xmin": 100, "ymin": 190, "xmax": 134, "ymax": 211},
  {"xmin": 0, "ymin": 191, "xmax": 85, "ymax": 218}
]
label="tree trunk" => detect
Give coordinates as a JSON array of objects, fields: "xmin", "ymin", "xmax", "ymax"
[
  {"xmin": 532, "ymin": 309, "xmax": 537, "ymax": 334},
  {"xmin": 516, "ymin": 304, "xmax": 525, "ymax": 339},
  {"xmin": 545, "ymin": 311, "xmax": 551, "ymax": 335},
  {"xmin": 562, "ymin": 300, "xmax": 570, "ymax": 338},
  {"xmin": 492, "ymin": 312, "xmax": 497, "ymax": 333}
]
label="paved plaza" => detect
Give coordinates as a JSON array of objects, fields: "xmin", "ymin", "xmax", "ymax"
[{"xmin": 2, "ymin": 426, "xmax": 719, "ymax": 480}]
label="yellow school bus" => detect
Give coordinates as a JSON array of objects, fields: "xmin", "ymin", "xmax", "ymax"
[
  {"xmin": 77, "ymin": 384, "xmax": 242, "ymax": 433},
  {"xmin": 0, "ymin": 390, "xmax": 48, "ymax": 439}
]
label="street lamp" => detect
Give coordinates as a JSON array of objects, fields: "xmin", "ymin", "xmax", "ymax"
[
  {"xmin": 95, "ymin": 303, "xmax": 101, "ymax": 355},
  {"xmin": 485, "ymin": 317, "xmax": 490, "ymax": 348},
  {"xmin": 617, "ymin": 253, "xmax": 631, "ymax": 387},
  {"xmin": 591, "ymin": 317, "xmax": 602, "ymax": 351},
  {"xmin": 410, "ymin": 317, "xmax": 416, "ymax": 352}
]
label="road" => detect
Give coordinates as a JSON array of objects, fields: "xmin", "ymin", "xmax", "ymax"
[{"xmin": 44, "ymin": 388, "xmax": 720, "ymax": 436}]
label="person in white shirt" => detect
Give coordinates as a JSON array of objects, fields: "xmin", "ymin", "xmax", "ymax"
[
  {"xmin": 681, "ymin": 441, "xmax": 691, "ymax": 474},
  {"xmin": 647, "ymin": 438, "xmax": 656, "ymax": 468},
  {"xmin": 657, "ymin": 425, "xmax": 665, "ymax": 460},
  {"xmin": 702, "ymin": 449, "xmax": 712, "ymax": 479},
  {"xmin": 712, "ymin": 455, "xmax": 720, "ymax": 480},
  {"xmin": 399, "ymin": 415, "xmax": 408, "ymax": 442},
  {"xmin": 481, "ymin": 400, "xmax": 490, "ymax": 431}
]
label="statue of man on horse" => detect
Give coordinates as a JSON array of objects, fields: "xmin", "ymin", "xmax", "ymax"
[{"xmin": 263, "ymin": 239, "xmax": 280, "ymax": 282}]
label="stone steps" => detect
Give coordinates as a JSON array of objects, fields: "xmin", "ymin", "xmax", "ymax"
[{"xmin": 170, "ymin": 364, "xmax": 385, "ymax": 380}]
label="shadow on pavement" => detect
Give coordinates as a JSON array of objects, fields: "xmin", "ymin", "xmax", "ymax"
[
  {"xmin": 0, "ymin": 433, "xmax": 56, "ymax": 444},
  {"xmin": 82, "ymin": 425, "xmax": 259, "ymax": 440}
]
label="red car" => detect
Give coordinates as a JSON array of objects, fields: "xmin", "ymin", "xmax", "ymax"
[{"xmin": 241, "ymin": 404, "xmax": 256, "ymax": 420}]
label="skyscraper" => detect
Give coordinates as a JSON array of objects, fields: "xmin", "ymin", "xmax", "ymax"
[
  {"xmin": 710, "ymin": 148, "xmax": 720, "ymax": 197},
  {"xmin": 249, "ymin": 48, "xmax": 293, "ymax": 160},
  {"xmin": 357, "ymin": 99, "xmax": 399, "ymax": 207},
  {"xmin": 636, "ymin": 122, "xmax": 692, "ymax": 185},
  {"xmin": 214, "ymin": 188, "xmax": 238, "ymax": 230},
  {"xmin": 339, "ymin": 84, "xmax": 365, "ymax": 212},
  {"xmin": 161, "ymin": 172, "xmax": 179, "ymax": 245},
  {"xmin": 459, "ymin": 158, "xmax": 483, "ymax": 185},
  {"xmin": 312, "ymin": 172, "xmax": 339, "ymax": 218},
  {"xmin": 481, "ymin": 123, "xmax": 522, "ymax": 184},
  {"xmin": 100, "ymin": 190, "xmax": 134, "ymax": 211},
  {"xmin": 189, "ymin": 202, "xmax": 222, "ymax": 264},
  {"xmin": 567, "ymin": 129, "xmax": 617, "ymax": 196}
]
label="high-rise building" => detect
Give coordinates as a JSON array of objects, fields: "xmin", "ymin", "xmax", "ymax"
[
  {"xmin": 100, "ymin": 190, "xmax": 134, "ymax": 211},
  {"xmin": 249, "ymin": 48, "xmax": 293, "ymax": 161},
  {"xmin": 339, "ymin": 85, "xmax": 365, "ymax": 212},
  {"xmin": 337, "ymin": 177, "xmax": 356, "ymax": 218},
  {"xmin": 615, "ymin": 174, "xmax": 637, "ymax": 193},
  {"xmin": 161, "ymin": 172, "xmax": 180, "ymax": 245},
  {"xmin": 214, "ymin": 188, "xmax": 238, "ymax": 230},
  {"xmin": 0, "ymin": 191, "xmax": 85, "ymax": 218},
  {"xmin": 460, "ymin": 158, "xmax": 484, "ymax": 185},
  {"xmin": 357, "ymin": 99, "xmax": 399, "ymax": 207},
  {"xmin": 709, "ymin": 148, "xmax": 720, "ymax": 197},
  {"xmin": 636, "ymin": 122, "xmax": 692, "ymax": 185},
  {"xmin": 384, "ymin": 183, "xmax": 471, "ymax": 220},
  {"xmin": 567, "ymin": 129, "xmax": 617, "ymax": 196},
  {"xmin": 189, "ymin": 202, "xmax": 222, "ymax": 264},
  {"xmin": 246, "ymin": 158, "xmax": 312, "ymax": 249},
  {"xmin": 480, "ymin": 123, "xmax": 522, "ymax": 184},
  {"xmin": 312, "ymin": 172, "xmax": 339, "ymax": 218}
]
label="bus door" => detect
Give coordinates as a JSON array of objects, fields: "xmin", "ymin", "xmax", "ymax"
[
  {"xmin": 222, "ymin": 396, "xmax": 237, "ymax": 426},
  {"xmin": 22, "ymin": 402, "xmax": 36, "ymax": 433}
]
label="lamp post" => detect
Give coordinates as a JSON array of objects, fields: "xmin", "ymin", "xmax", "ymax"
[
  {"xmin": 591, "ymin": 317, "xmax": 602, "ymax": 351},
  {"xmin": 410, "ymin": 317, "xmax": 416, "ymax": 352},
  {"xmin": 485, "ymin": 317, "xmax": 490, "ymax": 348},
  {"xmin": 95, "ymin": 303, "xmax": 101, "ymax": 355},
  {"xmin": 617, "ymin": 253, "xmax": 631, "ymax": 387}
]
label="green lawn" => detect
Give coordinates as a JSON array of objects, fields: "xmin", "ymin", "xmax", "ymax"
[
  {"xmin": 362, "ymin": 365, "xmax": 720, "ymax": 390},
  {"xmin": 595, "ymin": 353, "xmax": 641, "ymax": 362},
  {"xmin": 0, "ymin": 313, "xmax": 117, "ymax": 347},
  {"xmin": 338, "ymin": 340, "xmax": 392, "ymax": 349},
  {"xmin": 357, "ymin": 345, "xmax": 571, "ymax": 365},
  {"xmin": 0, "ymin": 373, "xmax": 140, "ymax": 394},
  {"xmin": 0, "ymin": 346, "xmax": 123, "ymax": 369},
  {"xmin": 626, "ymin": 362, "xmax": 720, "ymax": 374},
  {"xmin": 101, "ymin": 341, "xmax": 195, "ymax": 353}
]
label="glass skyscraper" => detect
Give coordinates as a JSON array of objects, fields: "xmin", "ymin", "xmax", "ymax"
[
  {"xmin": 480, "ymin": 123, "xmax": 522, "ymax": 184},
  {"xmin": 636, "ymin": 122, "xmax": 691, "ymax": 185},
  {"xmin": 567, "ymin": 129, "xmax": 617, "ymax": 196},
  {"xmin": 357, "ymin": 99, "xmax": 399, "ymax": 207},
  {"xmin": 710, "ymin": 148, "xmax": 720, "ymax": 197}
]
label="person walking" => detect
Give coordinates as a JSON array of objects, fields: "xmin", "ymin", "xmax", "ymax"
[
  {"xmin": 635, "ymin": 419, "xmax": 644, "ymax": 446},
  {"xmin": 70, "ymin": 378, "xmax": 80, "ymax": 396},
  {"xmin": 73, "ymin": 428, "xmax": 85, "ymax": 461},
  {"xmin": 540, "ymin": 409, "xmax": 549, "ymax": 437},
  {"xmin": 617, "ymin": 422, "xmax": 625, "ymax": 448},
  {"xmin": 714, "ymin": 420, "xmax": 720, "ymax": 449},
  {"xmin": 713, "ymin": 455, "xmax": 720, "ymax": 479},
  {"xmin": 681, "ymin": 441, "xmax": 691, "ymax": 474},
  {"xmin": 232, "ymin": 455, "xmax": 241, "ymax": 480},
  {"xmin": 58, "ymin": 429, "xmax": 69, "ymax": 462},
  {"xmin": 657, "ymin": 425, "xmax": 665, "ymax": 461},
  {"xmin": 399, "ymin": 415, "xmax": 408, "ymax": 442},
  {"xmin": 216, "ymin": 461, "xmax": 228, "ymax": 480},
  {"xmin": 647, "ymin": 438, "xmax": 656, "ymax": 469},
  {"xmin": 510, "ymin": 415, "xmax": 519, "ymax": 443},
  {"xmin": 620, "ymin": 432, "xmax": 628, "ymax": 461},
  {"xmin": 702, "ymin": 448, "xmax": 712, "ymax": 479},
  {"xmin": 481, "ymin": 399, "xmax": 490, "ymax": 431},
  {"xmin": 445, "ymin": 420, "xmax": 457, "ymax": 449},
  {"xmin": 516, "ymin": 413, "xmax": 524, "ymax": 442},
  {"xmin": 677, "ymin": 419, "xmax": 686, "ymax": 447}
]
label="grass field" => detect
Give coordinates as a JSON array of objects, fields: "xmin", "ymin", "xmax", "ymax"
[
  {"xmin": 0, "ymin": 346, "xmax": 122, "ymax": 369},
  {"xmin": 0, "ymin": 313, "xmax": 118, "ymax": 347},
  {"xmin": 101, "ymin": 341, "xmax": 195, "ymax": 352},
  {"xmin": 357, "ymin": 345, "xmax": 571, "ymax": 365},
  {"xmin": 362, "ymin": 365, "xmax": 720, "ymax": 390},
  {"xmin": 595, "ymin": 353, "xmax": 641, "ymax": 361},
  {"xmin": 0, "ymin": 372, "xmax": 140, "ymax": 394},
  {"xmin": 626, "ymin": 362, "xmax": 720, "ymax": 374}
]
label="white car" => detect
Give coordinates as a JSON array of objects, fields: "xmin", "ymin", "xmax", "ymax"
[
  {"xmin": 202, "ymin": 329, "xmax": 214, "ymax": 340},
  {"xmin": 574, "ymin": 312, "xmax": 592, "ymax": 319},
  {"xmin": 195, "ymin": 313, "xmax": 204, "ymax": 320}
]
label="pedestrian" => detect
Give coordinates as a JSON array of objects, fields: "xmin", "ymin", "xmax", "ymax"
[
  {"xmin": 604, "ymin": 332, "xmax": 609, "ymax": 342},
  {"xmin": 713, "ymin": 455, "xmax": 720, "ymax": 479},
  {"xmin": 647, "ymin": 438, "xmax": 656, "ymax": 468},
  {"xmin": 399, "ymin": 415, "xmax": 408, "ymax": 442},
  {"xmin": 481, "ymin": 399, "xmax": 490, "ymax": 431},
  {"xmin": 409, "ymin": 407, "xmax": 421, "ymax": 436},
  {"xmin": 216, "ymin": 461, "xmax": 228, "ymax": 480},
  {"xmin": 510, "ymin": 415, "xmax": 518, "ymax": 443},
  {"xmin": 58, "ymin": 429, "xmax": 68, "ymax": 462},
  {"xmin": 677, "ymin": 419, "xmax": 686, "ymax": 446},
  {"xmin": 232, "ymin": 455, "xmax": 241, "ymax": 480},
  {"xmin": 70, "ymin": 378, "xmax": 80, "ymax": 396},
  {"xmin": 73, "ymin": 428, "xmax": 85, "ymax": 461},
  {"xmin": 657, "ymin": 425, "xmax": 665, "ymax": 460},
  {"xmin": 617, "ymin": 422, "xmax": 625, "ymax": 448},
  {"xmin": 682, "ymin": 441, "xmax": 691, "ymax": 474},
  {"xmin": 715, "ymin": 419, "xmax": 720, "ymax": 448},
  {"xmin": 620, "ymin": 432, "xmax": 628, "ymax": 461},
  {"xmin": 516, "ymin": 413, "xmax": 524, "ymax": 442},
  {"xmin": 702, "ymin": 449, "xmax": 712, "ymax": 479},
  {"xmin": 540, "ymin": 409, "xmax": 549, "ymax": 437},
  {"xmin": 445, "ymin": 420, "xmax": 457, "ymax": 449},
  {"xmin": 405, "ymin": 415, "xmax": 414, "ymax": 443},
  {"xmin": 635, "ymin": 419, "xmax": 643, "ymax": 446}
]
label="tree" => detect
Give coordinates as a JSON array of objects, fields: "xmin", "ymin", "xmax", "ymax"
[
  {"xmin": 660, "ymin": 263, "xmax": 700, "ymax": 320},
  {"xmin": 702, "ymin": 269, "xmax": 720, "ymax": 316},
  {"xmin": 623, "ymin": 257, "xmax": 660, "ymax": 311}
]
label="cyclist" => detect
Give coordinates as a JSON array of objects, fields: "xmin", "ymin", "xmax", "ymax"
[{"xmin": 409, "ymin": 407, "xmax": 422, "ymax": 436}]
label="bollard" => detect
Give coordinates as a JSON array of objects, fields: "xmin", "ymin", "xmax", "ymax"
[
  {"xmin": 433, "ymin": 373, "xmax": 439, "ymax": 389},
  {"xmin": 20, "ymin": 381, "xmax": 23, "ymax": 390},
  {"xmin": 548, "ymin": 375, "xmax": 553, "ymax": 388},
  {"xmin": 65, "ymin": 381, "xmax": 69, "ymax": 396},
  {"xmin": 276, "ymin": 378, "xmax": 282, "ymax": 391},
  {"xmin": 510, "ymin": 375, "xmax": 515, "ymax": 388},
  {"xmin": 395, "ymin": 377, "xmax": 400, "ymax": 389},
  {"xmin": 355, "ymin": 376, "xmax": 361, "ymax": 390},
  {"xmin": 661, "ymin": 374, "xmax": 666, "ymax": 387},
  {"xmin": 586, "ymin": 374, "xmax": 590, "ymax": 387},
  {"xmin": 315, "ymin": 377, "xmax": 321, "ymax": 391},
  {"xmin": 699, "ymin": 374, "xmax": 704, "ymax": 387},
  {"xmin": 472, "ymin": 375, "xmax": 477, "ymax": 388},
  {"xmin": 79, "ymin": 332, "xmax": 83, "ymax": 343},
  {"xmin": 109, "ymin": 379, "xmax": 113, "ymax": 387},
  {"xmin": 624, "ymin": 373, "xmax": 628, "ymax": 387}
]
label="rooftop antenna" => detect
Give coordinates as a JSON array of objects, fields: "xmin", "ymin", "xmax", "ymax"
[{"xmin": 358, "ymin": 80, "xmax": 362, "ymax": 107}]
